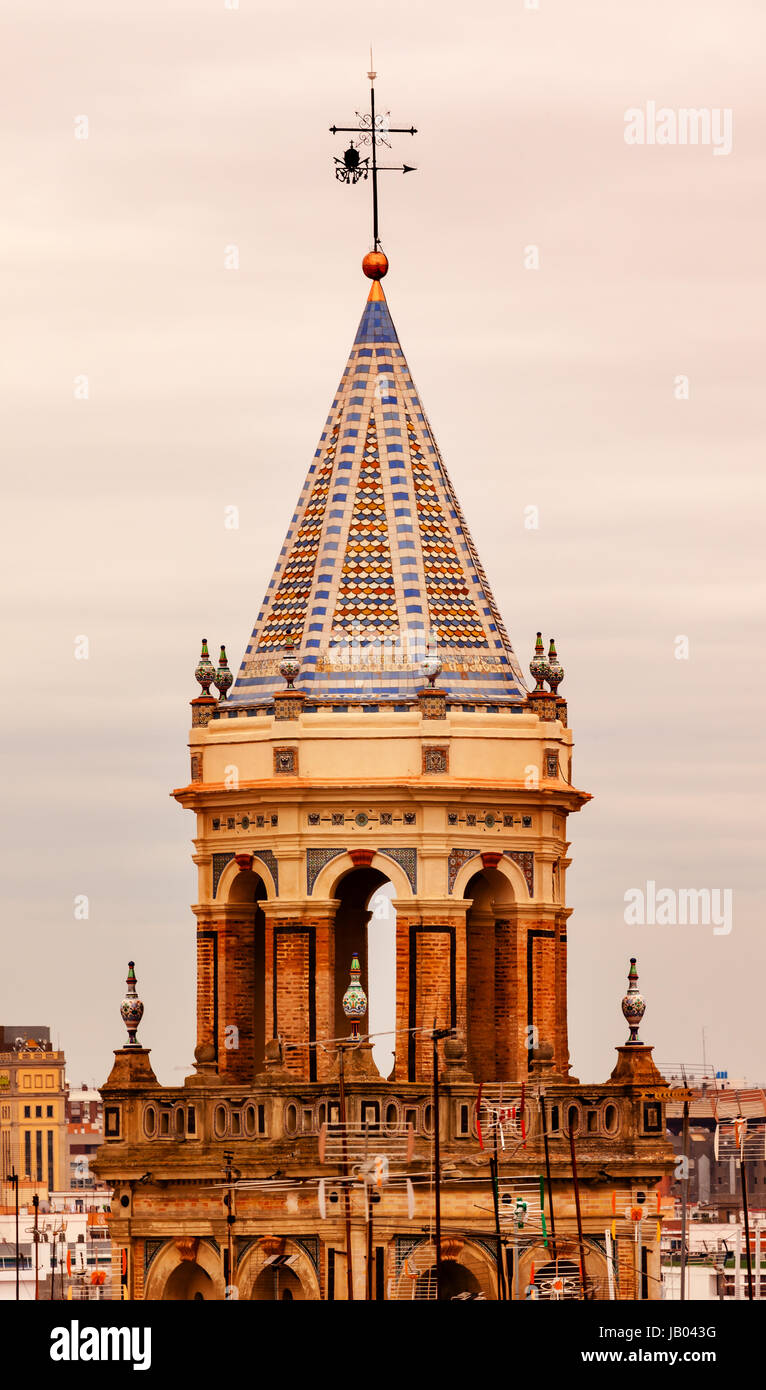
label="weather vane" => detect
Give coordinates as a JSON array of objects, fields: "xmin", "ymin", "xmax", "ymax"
[{"xmin": 330, "ymin": 50, "xmax": 417, "ymax": 250}]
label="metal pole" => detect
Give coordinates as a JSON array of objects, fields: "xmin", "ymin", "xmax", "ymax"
[
  {"xmin": 33, "ymin": 1192, "xmax": 39, "ymax": 1300},
  {"xmin": 366, "ymin": 1182, "xmax": 373, "ymax": 1301},
  {"xmin": 740, "ymin": 1150, "xmax": 754, "ymax": 1301},
  {"xmin": 680, "ymin": 1100, "xmax": 689, "ymax": 1300},
  {"xmin": 567, "ymin": 1124, "xmax": 589, "ymax": 1299},
  {"xmin": 370, "ymin": 82, "xmax": 379, "ymax": 247},
  {"xmin": 338, "ymin": 1046, "xmax": 354, "ymax": 1301},
  {"xmin": 539, "ymin": 1094, "xmax": 557, "ymax": 1260},
  {"xmin": 223, "ymin": 1151, "xmax": 236, "ymax": 1298},
  {"xmin": 12, "ymin": 1173, "xmax": 19, "ymax": 1301},
  {"xmin": 489, "ymin": 1148, "xmax": 506, "ymax": 1301},
  {"xmin": 433, "ymin": 1029, "xmax": 442, "ymax": 1301}
]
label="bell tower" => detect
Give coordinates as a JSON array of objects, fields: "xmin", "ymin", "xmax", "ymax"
[
  {"xmin": 176, "ymin": 246, "xmax": 588, "ymax": 1092},
  {"xmin": 93, "ymin": 76, "xmax": 675, "ymax": 1303}
]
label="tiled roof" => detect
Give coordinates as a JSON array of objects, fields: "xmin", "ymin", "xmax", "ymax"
[{"xmin": 230, "ymin": 277, "xmax": 527, "ymax": 705}]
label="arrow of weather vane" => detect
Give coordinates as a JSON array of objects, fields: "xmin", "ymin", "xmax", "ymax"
[{"xmin": 330, "ymin": 56, "xmax": 417, "ymax": 249}]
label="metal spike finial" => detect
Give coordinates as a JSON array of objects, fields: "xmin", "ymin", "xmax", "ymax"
[
  {"xmin": 621, "ymin": 957, "xmax": 646, "ymax": 1045},
  {"xmin": 120, "ymin": 960, "xmax": 144, "ymax": 1048}
]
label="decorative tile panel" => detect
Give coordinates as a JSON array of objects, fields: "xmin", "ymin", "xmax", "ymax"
[
  {"xmin": 213, "ymin": 853, "xmax": 235, "ymax": 897},
  {"xmin": 307, "ymin": 847, "xmax": 343, "ymax": 894},
  {"xmin": 379, "ymin": 847, "xmax": 417, "ymax": 893}
]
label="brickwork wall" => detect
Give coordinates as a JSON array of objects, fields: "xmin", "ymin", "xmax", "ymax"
[
  {"xmin": 616, "ymin": 1237, "xmax": 638, "ymax": 1299},
  {"xmin": 217, "ymin": 918, "xmax": 256, "ymax": 1081},
  {"xmin": 132, "ymin": 1240, "xmax": 145, "ymax": 1301},
  {"xmin": 467, "ymin": 910, "xmax": 495, "ymax": 1081},
  {"xmin": 196, "ymin": 928, "xmax": 217, "ymax": 1057}
]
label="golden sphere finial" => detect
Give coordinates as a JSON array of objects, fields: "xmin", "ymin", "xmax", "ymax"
[{"xmin": 362, "ymin": 250, "xmax": 389, "ymax": 281}]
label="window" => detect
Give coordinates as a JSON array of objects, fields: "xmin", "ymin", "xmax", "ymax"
[
  {"xmin": 604, "ymin": 1104, "xmax": 619, "ymax": 1135},
  {"xmin": 46, "ymin": 1106, "xmax": 53, "ymax": 1118},
  {"xmin": 36, "ymin": 1130, "xmax": 43, "ymax": 1180},
  {"xmin": 361, "ymin": 1102, "xmax": 379, "ymax": 1130},
  {"xmin": 35, "ymin": 1106, "xmax": 42, "ymax": 1118},
  {"xmin": 458, "ymin": 1103, "xmax": 471, "ymax": 1136},
  {"xmin": 567, "ymin": 1105, "xmax": 580, "ymax": 1136},
  {"xmin": 47, "ymin": 1131, "xmax": 54, "ymax": 1188},
  {"xmin": 24, "ymin": 1106, "xmax": 30, "ymax": 1118},
  {"xmin": 104, "ymin": 1106, "xmax": 121, "ymax": 1138},
  {"xmin": 423, "ymin": 1104, "xmax": 434, "ymax": 1135},
  {"xmin": 24, "ymin": 1130, "xmax": 31, "ymax": 1177}
]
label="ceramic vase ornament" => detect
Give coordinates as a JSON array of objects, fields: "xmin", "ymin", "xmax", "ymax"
[
  {"xmin": 214, "ymin": 645, "xmax": 233, "ymax": 701},
  {"xmin": 621, "ymin": 957, "xmax": 646, "ymax": 1045},
  {"xmin": 421, "ymin": 655, "xmax": 442, "ymax": 688},
  {"xmin": 278, "ymin": 639, "xmax": 301, "ymax": 689},
  {"xmin": 545, "ymin": 638, "xmax": 564, "ymax": 695},
  {"xmin": 194, "ymin": 637, "xmax": 215, "ymax": 695},
  {"xmin": 341, "ymin": 953, "xmax": 367, "ymax": 1039},
  {"xmin": 120, "ymin": 961, "xmax": 144, "ymax": 1048},
  {"xmin": 529, "ymin": 632, "xmax": 547, "ymax": 692}
]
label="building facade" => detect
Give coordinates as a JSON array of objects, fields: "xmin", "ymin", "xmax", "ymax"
[
  {"xmin": 0, "ymin": 1026, "xmax": 67, "ymax": 1202},
  {"xmin": 93, "ymin": 248, "xmax": 675, "ymax": 1300}
]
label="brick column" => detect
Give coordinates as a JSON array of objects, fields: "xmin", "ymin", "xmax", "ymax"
[
  {"xmin": 217, "ymin": 915, "xmax": 257, "ymax": 1082},
  {"xmin": 196, "ymin": 925, "xmax": 218, "ymax": 1063},
  {"xmin": 394, "ymin": 907, "xmax": 466, "ymax": 1083},
  {"xmin": 554, "ymin": 914, "xmax": 571, "ymax": 1076},
  {"xmin": 467, "ymin": 908, "xmax": 495, "ymax": 1082},
  {"xmin": 526, "ymin": 917, "xmax": 558, "ymax": 1068},
  {"xmin": 262, "ymin": 907, "xmax": 337, "ymax": 1081}
]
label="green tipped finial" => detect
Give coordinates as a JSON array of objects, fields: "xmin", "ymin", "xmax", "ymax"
[
  {"xmin": 194, "ymin": 637, "xmax": 215, "ymax": 695},
  {"xmin": 529, "ymin": 631, "xmax": 547, "ymax": 692},
  {"xmin": 545, "ymin": 637, "xmax": 564, "ymax": 695},
  {"xmin": 341, "ymin": 953, "xmax": 367, "ymax": 1039},
  {"xmin": 214, "ymin": 645, "xmax": 233, "ymax": 701},
  {"xmin": 621, "ymin": 956, "xmax": 646, "ymax": 1045}
]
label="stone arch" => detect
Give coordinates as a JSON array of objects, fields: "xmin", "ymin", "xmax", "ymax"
[
  {"xmin": 235, "ymin": 1238, "xmax": 321, "ymax": 1302},
  {"xmin": 310, "ymin": 849, "xmax": 414, "ymax": 904},
  {"xmin": 517, "ymin": 1237, "xmax": 609, "ymax": 1301},
  {"xmin": 452, "ymin": 852, "xmax": 530, "ymax": 903},
  {"xmin": 396, "ymin": 1237, "xmax": 497, "ymax": 1301},
  {"xmin": 463, "ymin": 863, "xmax": 524, "ymax": 1082},
  {"xmin": 216, "ymin": 853, "xmax": 277, "ymax": 903},
  {"xmin": 143, "ymin": 1238, "xmax": 225, "ymax": 1302}
]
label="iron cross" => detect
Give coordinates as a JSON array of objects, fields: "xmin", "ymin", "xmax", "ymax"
[{"xmin": 330, "ymin": 57, "xmax": 417, "ymax": 250}]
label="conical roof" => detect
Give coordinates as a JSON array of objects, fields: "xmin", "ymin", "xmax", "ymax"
[{"xmin": 229, "ymin": 270, "xmax": 527, "ymax": 706}]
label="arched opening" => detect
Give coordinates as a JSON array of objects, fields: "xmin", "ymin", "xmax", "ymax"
[
  {"xmin": 464, "ymin": 867, "xmax": 517, "ymax": 1082},
  {"xmin": 251, "ymin": 1264, "xmax": 305, "ymax": 1301},
  {"xmin": 333, "ymin": 867, "xmax": 396, "ymax": 1076},
  {"xmin": 415, "ymin": 1259, "xmax": 482, "ymax": 1301},
  {"xmin": 227, "ymin": 868, "xmax": 267, "ymax": 1073},
  {"xmin": 163, "ymin": 1261, "xmax": 215, "ymax": 1301},
  {"xmin": 368, "ymin": 881, "xmax": 396, "ymax": 1077}
]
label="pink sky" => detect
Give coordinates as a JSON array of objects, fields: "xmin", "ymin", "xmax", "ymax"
[{"xmin": 3, "ymin": 0, "xmax": 764, "ymax": 1088}]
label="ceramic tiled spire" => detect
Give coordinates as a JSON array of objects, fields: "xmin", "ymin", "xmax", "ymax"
[{"xmin": 229, "ymin": 265, "xmax": 527, "ymax": 705}]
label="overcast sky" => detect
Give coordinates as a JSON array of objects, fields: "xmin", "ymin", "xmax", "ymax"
[{"xmin": 3, "ymin": 0, "xmax": 764, "ymax": 1091}]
